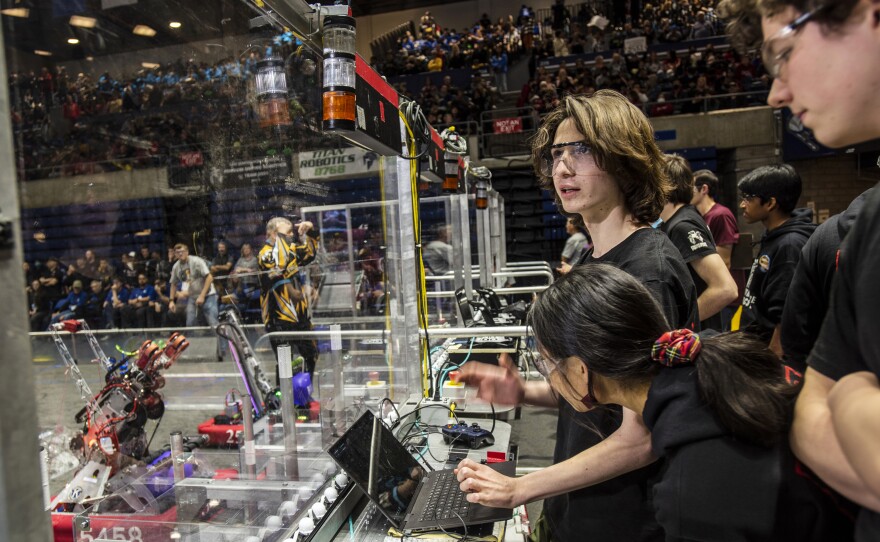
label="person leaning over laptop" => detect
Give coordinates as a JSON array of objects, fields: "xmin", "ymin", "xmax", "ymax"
[{"xmin": 457, "ymin": 90, "xmax": 698, "ymax": 542}]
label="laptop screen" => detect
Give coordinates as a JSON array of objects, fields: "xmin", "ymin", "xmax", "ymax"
[{"xmin": 328, "ymin": 411, "xmax": 427, "ymax": 527}]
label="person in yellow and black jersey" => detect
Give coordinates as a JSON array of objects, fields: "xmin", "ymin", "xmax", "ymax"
[{"xmin": 259, "ymin": 216, "xmax": 320, "ymax": 375}]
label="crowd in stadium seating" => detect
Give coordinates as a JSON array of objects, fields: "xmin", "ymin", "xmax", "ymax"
[
  {"xmin": 519, "ymin": 46, "xmax": 768, "ymax": 117},
  {"xmin": 24, "ymin": 234, "xmax": 388, "ymax": 330},
  {"xmin": 11, "ymin": 44, "xmax": 323, "ymax": 181},
  {"xmin": 374, "ymin": 1, "xmax": 725, "ymax": 78},
  {"xmin": 9, "ymin": 0, "xmax": 756, "ymax": 181}
]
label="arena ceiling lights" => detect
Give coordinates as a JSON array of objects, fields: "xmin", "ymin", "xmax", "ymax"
[
  {"xmin": 1, "ymin": 8, "xmax": 29, "ymax": 18},
  {"xmin": 69, "ymin": 15, "xmax": 97, "ymax": 28},
  {"xmin": 132, "ymin": 24, "xmax": 156, "ymax": 37}
]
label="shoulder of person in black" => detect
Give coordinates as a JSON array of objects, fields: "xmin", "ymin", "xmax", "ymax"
[
  {"xmin": 806, "ymin": 185, "xmax": 880, "ymax": 540},
  {"xmin": 779, "ymin": 214, "xmax": 841, "ymax": 372},
  {"xmin": 544, "ymin": 228, "xmax": 699, "ymax": 542},
  {"xmin": 659, "ymin": 204, "xmax": 717, "ymax": 263},
  {"xmin": 582, "ymin": 227, "xmax": 699, "ymax": 332},
  {"xmin": 644, "ymin": 366, "xmax": 854, "ymax": 542},
  {"xmin": 808, "ymin": 184, "xmax": 880, "ymax": 381}
]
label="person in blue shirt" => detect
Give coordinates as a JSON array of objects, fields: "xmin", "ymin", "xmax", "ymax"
[
  {"xmin": 490, "ymin": 45, "xmax": 509, "ymax": 92},
  {"xmin": 103, "ymin": 277, "xmax": 130, "ymax": 329},
  {"xmin": 49, "ymin": 280, "xmax": 88, "ymax": 327},
  {"xmin": 122, "ymin": 273, "xmax": 157, "ymax": 328}
]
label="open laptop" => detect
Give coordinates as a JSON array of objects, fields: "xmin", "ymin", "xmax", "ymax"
[{"xmin": 327, "ymin": 410, "xmax": 515, "ymax": 533}]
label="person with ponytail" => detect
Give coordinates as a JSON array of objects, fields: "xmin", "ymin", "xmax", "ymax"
[{"xmin": 459, "ymin": 263, "xmax": 851, "ymax": 541}]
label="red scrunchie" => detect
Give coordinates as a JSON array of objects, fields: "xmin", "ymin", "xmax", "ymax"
[{"xmin": 652, "ymin": 329, "xmax": 702, "ymax": 367}]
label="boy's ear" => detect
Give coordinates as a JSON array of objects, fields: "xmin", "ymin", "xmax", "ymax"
[{"xmin": 765, "ymin": 196, "xmax": 778, "ymax": 212}]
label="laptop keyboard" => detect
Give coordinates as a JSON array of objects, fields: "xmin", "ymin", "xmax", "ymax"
[{"xmin": 420, "ymin": 470, "xmax": 471, "ymax": 522}]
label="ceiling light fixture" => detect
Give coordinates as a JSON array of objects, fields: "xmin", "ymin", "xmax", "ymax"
[
  {"xmin": 1, "ymin": 8, "xmax": 29, "ymax": 18},
  {"xmin": 142, "ymin": 62, "xmax": 160, "ymax": 69},
  {"xmin": 132, "ymin": 24, "xmax": 156, "ymax": 37},
  {"xmin": 69, "ymin": 15, "xmax": 97, "ymax": 28},
  {"xmin": 169, "ymin": 21, "xmax": 181, "ymax": 29},
  {"xmin": 34, "ymin": 50, "xmax": 52, "ymax": 57},
  {"xmin": 67, "ymin": 38, "xmax": 80, "ymax": 45}
]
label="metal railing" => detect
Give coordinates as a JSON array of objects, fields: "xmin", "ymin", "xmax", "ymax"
[{"xmin": 640, "ymin": 90, "xmax": 771, "ymax": 117}]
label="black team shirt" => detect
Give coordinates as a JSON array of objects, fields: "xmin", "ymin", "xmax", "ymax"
[
  {"xmin": 740, "ymin": 209, "xmax": 816, "ymax": 342},
  {"xmin": 544, "ymin": 227, "xmax": 699, "ymax": 542},
  {"xmin": 808, "ymin": 184, "xmax": 880, "ymax": 542},
  {"xmin": 660, "ymin": 204, "xmax": 721, "ymax": 330}
]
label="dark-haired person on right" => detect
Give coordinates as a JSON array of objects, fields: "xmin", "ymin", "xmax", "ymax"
[
  {"xmin": 720, "ymin": 1, "xmax": 880, "ymax": 539},
  {"xmin": 735, "ymin": 164, "xmax": 815, "ymax": 357}
]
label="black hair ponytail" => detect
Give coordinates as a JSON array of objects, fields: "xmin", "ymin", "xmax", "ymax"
[{"xmin": 694, "ymin": 332, "xmax": 799, "ymax": 447}]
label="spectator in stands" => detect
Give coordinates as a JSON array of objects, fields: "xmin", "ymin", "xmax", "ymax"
[
  {"xmin": 153, "ymin": 277, "xmax": 182, "ymax": 328},
  {"xmin": 557, "ymin": 218, "xmax": 588, "ymax": 274},
  {"xmin": 169, "ymin": 243, "xmax": 219, "ymax": 328},
  {"xmin": 490, "ymin": 45, "xmax": 509, "ymax": 92},
  {"xmin": 82, "ymin": 279, "xmax": 106, "ymax": 328},
  {"xmin": 50, "ymin": 279, "xmax": 88, "ymax": 326},
  {"xmin": 63, "ymin": 258, "xmax": 88, "ymax": 291},
  {"xmin": 81, "ymin": 249, "xmax": 98, "ymax": 280},
  {"xmin": 210, "ymin": 241, "xmax": 234, "ymax": 295},
  {"xmin": 28, "ymin": 279, "xmax": 52, "ymax": 331},
  {"xmin": 737, "ymin": 164, "xmax": 815, "ymax": 356},
  {"xmin": 23, "ymin": 261, "xmax": 37, "ymax": 287},
  {"xmin": 427, "ymin": 49, "xmax": 444, "ymax": 72},
  {"xmin": 144, "ymin": 250, "xmax": 162, "ymax": 282},
  {"xmin": 39, "ymin": 258, "xmax": 65, "ymax": 307},
  {"xmin": 423, "ymin": 225, "xmax": 453, "ymax": 276},
  {"xmin": 689, "ymin": 10, "xmax": 715, "ymax": 39},
  {"xmin": 552, "ymin": 30, "xmax": 570, "ymax": 57},
  {"xmin": 659, "ymin": 154, "xmax": 737, "ymax": 330},
  {"xmin": 120, "ymin": 251, "xmax": 139, "ymax": 286},
  {"xmin": 232, "ymin": 242, "xmax": 259, "ymax": 291},
  {"xmin": 103, "ymin": 276, "xmax": 130, "ymax": 329},
  {"xmin": 551, "ymin": 0, "xmax": 570, "ymax": 32},
  {"xmin": 157, "ymin": 247, "xmax": 175, "ymax": 283},
  {"xmin": 96, "ymin": 258, "xmax": 115, "ymax": 288},
  {"xmin": 135, "ymin": 245, "xmax": 151, "ymax": 276},
  {"xmin": 122, "ymin": 273, "xmax": 157, "ymax": 328}
]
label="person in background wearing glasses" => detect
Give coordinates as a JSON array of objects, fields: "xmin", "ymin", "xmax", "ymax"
[
  {"xmin": 527, "ymin": 264, "xmax": 851, "ymax": 541},
  {"xmin": 720, "ymin": 1, "xmax": 880, "ymax": 539},
  {"xmin": 736, "ymin": 164, "xmax": 815, "ymax": 356},
  {"xmin": 169, "ymin": 243, "xmax": 219, "ymax": 328},
  {"xmin": 456, "ymin": 90, "xmax": 698, "ymax": 542}
]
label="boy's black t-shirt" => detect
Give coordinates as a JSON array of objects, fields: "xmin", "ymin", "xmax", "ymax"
[
  {"xmin": 660, "ymin": 205, "xmax": 720, "ymax": 330},
  {"xmin": 544, "ymin": 227, "xmax": 699, "ymax": 542},
  {"xmin": 808, "ymin": 184, "xmax": 880, "ymax": 542}
]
